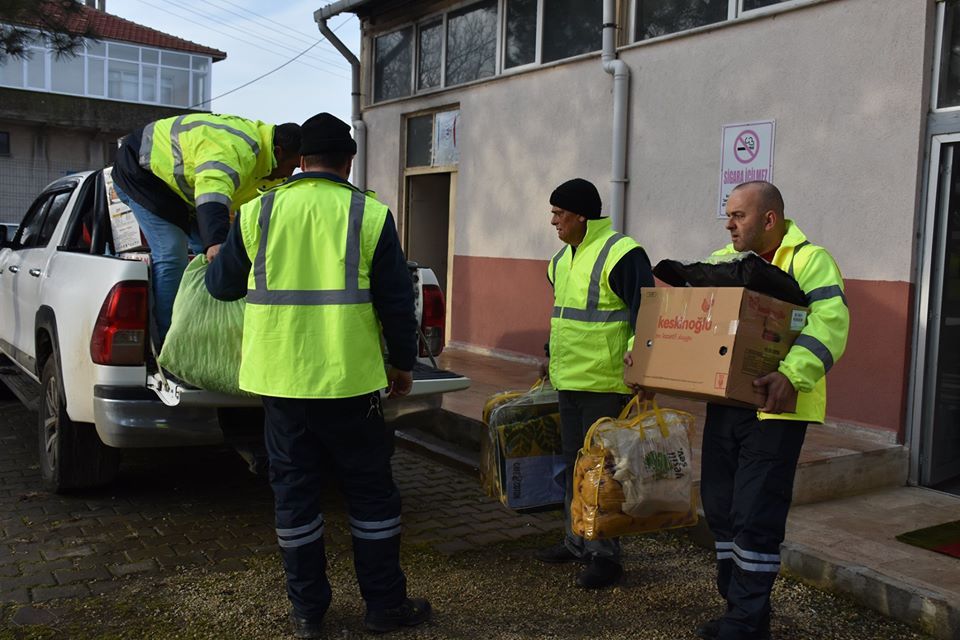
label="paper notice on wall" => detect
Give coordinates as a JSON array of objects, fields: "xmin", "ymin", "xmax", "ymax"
[
  {"xmin": 433, "ymin": 110, "xmax": 459, "ymax": 166},
  {"xmin": 103, "ymin": 166, "xmax": 147, "ymax": 253}
]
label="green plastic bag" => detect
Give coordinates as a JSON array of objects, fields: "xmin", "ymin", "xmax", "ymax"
[{"xmin": 158, "ymin": 255, "xmax": 253, "ymax": 396}]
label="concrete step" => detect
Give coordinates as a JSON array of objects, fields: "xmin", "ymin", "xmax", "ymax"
[
  {"xmin": 409, "ymin": 401, "xmax": 908, "ymax": 508},
  {"xmin": 782, "ymin": 487, "xmax": 960, "ymax": 640},
  {"xmin": 791, "ymin": 443, "xmax": 908, "ymax": 505}
]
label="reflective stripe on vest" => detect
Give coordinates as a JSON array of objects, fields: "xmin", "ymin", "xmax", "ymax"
[
  {"xmin": 139, "ymin": 116, "xmax": 262, "ymax": 206},
  {"xmin": 805, "ymin": 284, "xmax": 847, "ymax": 306},
  {"xmin": 794, "ymin": 334, "xmax": 834, "ymax": 373},
  {"xmin": 552, "ymin": 233, "xmax": 629, "ymax": 322},
  {"xmin": 139, "ymin": 120, "xmax": 156, "ymax": 168},
  {"xmin": 788, "ymin": 240, "xmax": 810, "ymax": 279},
  {"xmin": 246, "ymin": 189, "xmax": 372, "ymax": 306},
  {"xmin": 549, "ymin": 251, "xmax": 562, "ymax": 288}
]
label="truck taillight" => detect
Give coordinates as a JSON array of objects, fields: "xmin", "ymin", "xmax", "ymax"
[
  {"xmin": 90, "ymin": 282, "xmax": 149, "ymax": 366},
  {"xmin": 420, "ymin": 284, "xmax": 446, "ymax": 357}
]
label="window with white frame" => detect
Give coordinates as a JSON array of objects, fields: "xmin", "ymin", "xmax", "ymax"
[
  {"xmin": 635, "ymin": 0, "xmax": 727, "ymax": 40},
  {"xmin": 418, "ymin": 20, "xmax": 443, "ymax": 90},
  {"xmin": 371, "ymin": 0, "xmax": 803, "ymax": 102},
  {"xmin": 504, "ymin": 0, "xmax": 537, "ymax": 68},
  {"xmin": 0, "ymin": 35, "xmax": 212, "ymax": 109},
  {"xmin": 741, "ymin": 0, "xmax": 792, "ymax": 9},
  {"xmin": 445, "ymin": 0, "xmax": 498, "ymax": 86},
  {"xmin": 405, "ymin": 109, "xmax": 460, "ymax": 168},
  {"xmin": 374, "ymin": 27, "xmax": 413, "ymax": 102},
  {"xmin": 505, "ymin": 0, "xmax": 602, "ymax": 68},
  {"xmin": 635, "ymin": 0, "xmax": 796, "ymax": 42},
  {"xmin": 938, "ymin": 0, "xmax": 960, "ymax": 109},
  {"xmin": 373, "ymin": 0, "xmax": 603, "ymax": 103},
  {"xmin": 542, "ymin": 0, "xmax": 602, "ymax": 64}
]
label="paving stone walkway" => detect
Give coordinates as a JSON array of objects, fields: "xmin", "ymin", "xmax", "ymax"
[{"xmin": 0, "ymin": 398, "xmax": 557, "ymax": 607}]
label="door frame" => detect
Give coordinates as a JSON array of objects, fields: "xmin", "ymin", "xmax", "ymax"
[
  {"xmin": 401, "ymin": 168, "xmax": 457, "ymax": 339},
  {"xmin": 910, "ymin": 132, "xmax": 960, "ymax": 486}
]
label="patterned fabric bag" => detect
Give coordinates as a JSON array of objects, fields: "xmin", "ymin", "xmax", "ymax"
[{"xmin": 480, "ymin": 379, "xmax": 562, "ymax": 510}]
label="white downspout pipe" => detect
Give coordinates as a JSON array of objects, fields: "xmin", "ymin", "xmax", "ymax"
[
  {"xmin": 601, "ymin": 0, "xmax": 629, "ymax": 233},
  {"xmin": 315, "ymin": 14, "xmax": 367, "ymax": 190}
]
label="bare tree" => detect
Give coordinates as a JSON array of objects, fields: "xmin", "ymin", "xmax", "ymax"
[
  {"xmin": 0, "ymin": 0, "xmax": 99, "ymax": 63},
  {"xmin": 637, "ymin": 0, "xmax": 726, "ymax": 40},
  {"xmin": 445, "ymin": 1, "xmax": 497, "ymax": 86}
]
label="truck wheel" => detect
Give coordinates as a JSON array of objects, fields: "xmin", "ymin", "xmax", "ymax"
[{"xmin": 38, "ymin": 357, "xmax": 121, "ymax": 492}]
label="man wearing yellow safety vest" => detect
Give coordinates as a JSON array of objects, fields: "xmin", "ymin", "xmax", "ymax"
[
  {"xmin": 695, "ymin": 181, "xmax": 850, "ymax": 640},
  {"xmin": 536, "ymin": 178, "xmax": 654, "ymax": 589},
  {"xmin": 111, "ymin": 113, "xmax": 302, "ymax": 344},
  {"xmin": 204, "ymin": 113, "xmax": 431, "ymax": 638}
]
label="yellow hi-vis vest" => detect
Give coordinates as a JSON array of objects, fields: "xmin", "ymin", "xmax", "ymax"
[
  {"xmin": 237, "ymin": 177, "xmax": 389, "ymax": 398},
  {"xmin": 138, "ymin": 114, "xmax": 283, "ymax": 212},
  {"xmin": 548, "ymin": 218, "xmax": 640, "ymax": 394},
  {"xmin": 712, "ymin": 220, "xmax": 850, "ymax": 423}
]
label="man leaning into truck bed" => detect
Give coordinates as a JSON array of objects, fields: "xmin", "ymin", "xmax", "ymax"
[{"xmin": 111, "ymin": 113, "xmax": 301, "ymax": 345}]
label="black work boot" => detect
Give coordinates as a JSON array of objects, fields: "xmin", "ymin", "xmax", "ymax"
[
  {"xmin": 288, "ymin": 611, "xmax": 323, "ymax": 639},
  {"xmin": 535, "ymin": 542, "xmax": 581, "ymax": 564},
  {"xmin": 694, "ymin": 617, "xmax": 721, "ymax": 639},
  {"xmin": 364, "ymin": 598, "xmax": 432, "ymax": 633},
  {"xmin": 699, "ymin": 616, "xmax": 771, "ymax": 640},
  {"xmin": 575, "ymin": 556, "xmax": 623, "ymax": 589}
]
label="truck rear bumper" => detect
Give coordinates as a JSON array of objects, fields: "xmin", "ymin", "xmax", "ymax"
[
  {"xmin": 94, "ymin": 363, "xmax": 470, "ymax": 449},
  {"xmin": 93, "ymin": 385, "xmax": 224, "ymax": 448}
]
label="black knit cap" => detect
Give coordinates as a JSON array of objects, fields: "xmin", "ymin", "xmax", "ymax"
[
  {"xmin": 550, "ymin": 178, "xmax": 602, "ymax": 219},
  {"xmin": 300, "ymin": 112, "xmax": 357, "ymax": 155}
]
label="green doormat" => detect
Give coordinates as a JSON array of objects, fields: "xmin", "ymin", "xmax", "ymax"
[{"xmin": 895, "ymin": 520, "xmax": 960, "ymax": 559}]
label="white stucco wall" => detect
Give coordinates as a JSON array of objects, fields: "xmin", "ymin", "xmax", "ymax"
[{"xmin": 361, "ymin": 0, "xmax": 931, "ymax": 281}]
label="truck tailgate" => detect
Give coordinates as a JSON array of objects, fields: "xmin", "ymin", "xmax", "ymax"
[
  {"xmin": 411, "ymin": 362, "xmax": 470, "ymax": 395},
  {"xmin": 148, "ymin": 364, "xmax": 469, "ymax": 408}
]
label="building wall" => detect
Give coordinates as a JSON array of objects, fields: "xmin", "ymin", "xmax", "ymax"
[
  {"xmin": 0, "ymin": 88, "xmax": 209, "ymax": 222},
  {"xmin": 360, "ymin": 0, "xmax": 933, "ymax": 435}
]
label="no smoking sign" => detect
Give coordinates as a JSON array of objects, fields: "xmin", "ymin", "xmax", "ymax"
[{"xmin": 718, "ymin": 120, "xmax": 775, "ymax": 218}]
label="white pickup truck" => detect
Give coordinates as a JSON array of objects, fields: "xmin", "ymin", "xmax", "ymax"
[{"xmin": 0, "ymin": 170, "xmax": 469, "ymax": 492}]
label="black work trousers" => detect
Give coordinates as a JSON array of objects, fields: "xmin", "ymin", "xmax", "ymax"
[
  {"xmin": 700, "ymin": 404, "xmax": 807, "ymax": 640},
  {"xmin": 262, "ymin": 393, "xmax": 406, "ymax": 623}
]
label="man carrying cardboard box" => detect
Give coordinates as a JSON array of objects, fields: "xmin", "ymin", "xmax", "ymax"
[
  {"xmin": 695, "ymin": 181, "xmax": 850, "ymax": 640},
  {"xmin": 535, "ymin": 178, "xmax": 654, "ymax": 589}
]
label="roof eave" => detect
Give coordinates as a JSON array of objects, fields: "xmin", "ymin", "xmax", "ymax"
[{"xmin": 314, "ymin": 0, "xmax": 373, "ymax": 22}]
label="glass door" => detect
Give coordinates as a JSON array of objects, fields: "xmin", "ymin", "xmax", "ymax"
[{"xmin": 923, "ymin": 141, "xmax": 960, "ymax": 492}]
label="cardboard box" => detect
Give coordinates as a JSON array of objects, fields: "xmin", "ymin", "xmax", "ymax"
[
  {"xmin": 625, "ymin": 287, "xmax": 809, "ymax": 411},
  {"xmin": 103, "ymin": 167, "xmax": 148, "ymax": 253}
]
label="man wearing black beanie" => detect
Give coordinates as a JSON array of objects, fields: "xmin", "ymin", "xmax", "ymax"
[
  {"xmin": 535, "ymin": 177, "xmax": 654, "ymax": 589},
  {"xmin": 205, "ymin": 112, "xmax": 431, "ymax": 637}
]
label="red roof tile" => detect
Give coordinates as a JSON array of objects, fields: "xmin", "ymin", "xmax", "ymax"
[{"xmin": 18, "ymin": 2, "xmax": 227, "ymax": 61}]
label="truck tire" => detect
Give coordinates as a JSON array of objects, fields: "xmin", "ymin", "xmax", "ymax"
[{"xmin": 38, "ymin": 356, "xmax": 121, "ymax": 492}]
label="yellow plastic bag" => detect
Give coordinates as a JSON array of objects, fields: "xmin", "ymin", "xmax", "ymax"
[{"xmin": 571, "ymin": 397, "xmax": 697, "ymax": 540}]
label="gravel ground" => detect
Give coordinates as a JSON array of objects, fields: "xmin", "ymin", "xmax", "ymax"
[{"xmin": 0, "ymin": 524, "xmax": 931, "ymax": 640}]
